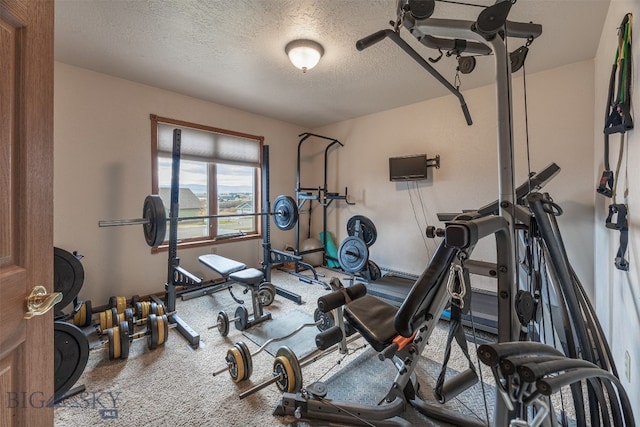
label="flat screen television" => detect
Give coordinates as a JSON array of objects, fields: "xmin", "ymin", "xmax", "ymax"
[{"xmin": 389, "ymin": 154, "xmax": 428, "ymax": 181}]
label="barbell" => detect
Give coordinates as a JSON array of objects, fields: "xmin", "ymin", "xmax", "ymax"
[{"xmin": 99, "ymin": 194, "xmax": 299, "ymax": 247}]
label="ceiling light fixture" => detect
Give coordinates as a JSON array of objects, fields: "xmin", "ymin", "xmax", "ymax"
[{"xmin": 285, "ymin": 39, "xmax": 324, "ymax": 73}]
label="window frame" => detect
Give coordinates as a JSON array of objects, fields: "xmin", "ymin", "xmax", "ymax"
[{"xmin": 150, "ymin": 114, "xmax": 264, "ymax": 253}]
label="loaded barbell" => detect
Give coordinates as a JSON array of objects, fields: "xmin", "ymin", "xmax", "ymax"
[
  {"xmin": 212, "ymin": 313, "xmax": 335, "ymax": 381},
  {"xmin": 99, "ymin": 194, "xmax": 299, "ymax": 247}
]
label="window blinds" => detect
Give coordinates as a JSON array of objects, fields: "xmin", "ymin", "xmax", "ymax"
[{"xmin": 157, "ymin": 123, "xmax": 261, "ymax": 168}]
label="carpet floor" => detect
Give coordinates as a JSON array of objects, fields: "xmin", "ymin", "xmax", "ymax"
[{"xmin": 53, "ymin": 267, "xmax": 498, "ymax": 426}]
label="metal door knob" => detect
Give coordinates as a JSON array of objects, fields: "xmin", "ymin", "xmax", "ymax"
[{"xmin": 24, "ymin": 285, "xmax": 62, "ymax": 319}]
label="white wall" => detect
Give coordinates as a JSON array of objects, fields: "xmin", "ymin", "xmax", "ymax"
[
  {"xmin": 594, "ymin": 0, "xmax": 640, "ymax": 407},
  {"xmin": 54, "ymin": 62, "xmax": 305, "ymax": 304},
  {"xmin": 312, "ymin": 60, "xmax": 595, "ymax": 295}
]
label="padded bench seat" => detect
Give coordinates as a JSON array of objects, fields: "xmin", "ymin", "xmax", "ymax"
[
  {"xmin": 229, "ymin": 268, "xmax": 264, "ymax": 287},
  {"xmin": 199, "ymin": 254, "xmax": 246, "ymax": 277},
  {"xmin": 344, "ymin": 295, "xmax": 399, "ymax": 352}
]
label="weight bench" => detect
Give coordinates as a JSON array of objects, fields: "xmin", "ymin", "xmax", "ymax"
[
  {"xmin": 275, "ymin": 240, "xmax": 486, "ymax": 426},
  {"xmin": 192, "ymin": 254, "xmax": 274, "ymax": 331}
]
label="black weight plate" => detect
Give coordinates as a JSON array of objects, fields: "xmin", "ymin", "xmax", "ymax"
[
  {"xmin": 337, "ymin": 236, "xmax": 369, "ymax": 273},
  {"xmin": 119, "ymin": 321, "xmax": 130, "ymax": 359},
  {"xmin": 236, "ymin": 341, "xmax": 253, "ymax": 380},
  {"xmin": 234, "ymin": 306, "xmax": 249, "ymax": 331},
  {"xmin": 54, "ymin": 321, "xmax": 89, "ymax": 399},
  {"xmin": 258, "ymin": 282, "xmax": 276, "ymax": 306},
  {"xmin": 53, "ymin": 247, "xmax": 85, "ymax": 311},
  {"xmin": 148, "ymin": 314, "xmax": 159, "ymax": 350},
  {"xmin": 143, "ymin": 194, "xmax": 167, "ymax": 247},
  {"xmin": 314, "ymin": 308, "xmax": 335, "ymax": 332},
  {"xmin": 346, "ymin": 215, "xmax": 377, "ymax": 247},
  {"xmin": 273, "ymin": 195, "xmax": 298, "ymax": 231},
  {"xmin": 275, "ymin": 346, "xmax": 302, "ymax": 393},
  {"xmin": 217, "ymin": 311, "xmax": 230, "ymax": 337},
  {"xmin": 160, "ymin": 314, "xmax": 169, "ymax": 346}
]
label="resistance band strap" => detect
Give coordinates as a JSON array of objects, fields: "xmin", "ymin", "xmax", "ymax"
[
  {"xmin": 604, "ymin": 13, "xmax": 633, "ymax": 135},
  {"xmin": 605, "ymin": 203, "xmax": 629, "ymax": 271},
  {"xmin": 434, "ymin": 274, "xmax": 475, "ymax": 399},
  {"xmin": 599, "ymin": 13, "xmax": 633, "ymax": 197}
]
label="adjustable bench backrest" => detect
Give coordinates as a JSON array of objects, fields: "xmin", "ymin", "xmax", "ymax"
[{"xmin": 394, "ymin": 240, "xmax": 457, "ymax": 337}]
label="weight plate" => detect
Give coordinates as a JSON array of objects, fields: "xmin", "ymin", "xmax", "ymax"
[
  {"xmin": 148, "ymin": 314, "xmax": 159, "ymax": 350},
  {"xmin": 217, "ymin": 311, "xmax": 230, "ymax": 337},
  {"xmin": 227, "ymin": 347, "xmax": 245, "ymax": 383},
  {"xmin": 53, "ymin": 247, "xmax": 85, "ymax": 312},
  {"xmin": 73, "ymin": 300, "xmax": 92, "ymax": 327},
  {"xmin": 275, "ymin": 346, "xmax": 302, "ymax": 393},
  {"xmin": 158, "ymin": 314, "xmax": 169, "ymax": 346},
  {"xmin": 131, "ymin": 295, "xmax": 141, "ymax": 307},
  {"xmin": 234, "ymin": 306, "xmax": 249, "ymax": 331},
  {"xmin": 257, "ymin": 282, "xmax": 276, "ymax": 306},
  {"xmin": 314, "ymin": 308, "xmax": 335, "ymax": 332},
  {"xmin": 110, "ymin": 308, "xmax": 118, "ymax": 329},
  {"xmin": 143, "ymin": 194, "xmax": 167, "ymax": 247},
  {"xmin": 236, "ymin": 341, "xmax": 253, "ymax": 381},
  {"xmin": 124, "ymin": 308, "xmax": 135, "ymax": 333},
  {"xmin": 119, "ymin": 321, "xmax": 130, "ymax": 359},
  {"xmin": 107, "ymin": 325, "xmax": 121, "ymax": 360},
  {"xmin": 273, "ymin": 195, "xmax": 298, "ymax": 231},
  {"xmin": 346, "ymin": 215, "xmax": 377, "ymax": 247},
  {"xmin": 54, "ymin": 321, "xmax": 89, "ymax": 399},
  {"xmin": 337, "ymin": 236, "xmax": 369, "ymax": 273}
]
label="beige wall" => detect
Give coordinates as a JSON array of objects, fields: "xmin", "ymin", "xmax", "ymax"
[
  {"xmin": 594, "ymin": 0, "xmax": 639, "ymax": 407},
  {"xmin": 54, "ymin": 62, "xmax": 305, "ymax": 304},
  {"xmin": 312, "ymin": 60, "xmax": 595, "ymax": 294}
]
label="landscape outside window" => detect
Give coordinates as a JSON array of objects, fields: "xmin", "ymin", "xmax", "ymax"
[{"xmin": 151, "ymin": 114, "xmax": 263, "ymax": 248}]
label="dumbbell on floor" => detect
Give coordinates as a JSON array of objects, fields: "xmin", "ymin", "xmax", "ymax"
[
  {"xmin": 99, "ymin": 302, "xmax": 167, "ymax": 333},
  {"xmin": 104, "ymin": 314, "xmax": 173, "ymax": 360},
  {"xmin": 209, "ymin": 307, "xmax": 251, "ymax": 337},
  {"xmin": 108, "ymin": 294, "xmax": 141, "ymax": 314}
]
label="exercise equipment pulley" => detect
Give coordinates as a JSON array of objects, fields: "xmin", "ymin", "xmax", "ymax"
[{"xmin": 99, "ymin": 194, "xmax": 299, "ymax": 247}]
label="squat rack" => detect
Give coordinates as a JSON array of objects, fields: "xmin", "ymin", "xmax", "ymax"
[{"xmin": 158, "ymin": 131, "xmax": 305, "ymax": 348}]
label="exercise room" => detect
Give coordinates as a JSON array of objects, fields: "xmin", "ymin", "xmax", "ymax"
[{"xmin": 2, "ymin": 0, "xmax": 638, "ymax": 426}]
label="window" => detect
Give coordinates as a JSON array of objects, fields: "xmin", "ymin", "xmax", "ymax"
[{"xmin": 151, "ymin": 115, "xmax": 263, "ymax": 250}]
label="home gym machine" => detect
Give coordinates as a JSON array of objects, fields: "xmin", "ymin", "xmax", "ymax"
[{"xmin": 274, "ymin": 1, "xmax": 634, "ymax": 426}]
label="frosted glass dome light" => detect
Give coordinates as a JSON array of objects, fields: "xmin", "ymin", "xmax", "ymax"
[{"xmin": 285, "ymin": 39, "xmax": 324, "ymax": 73}]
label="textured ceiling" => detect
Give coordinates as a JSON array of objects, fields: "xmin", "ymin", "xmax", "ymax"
[{"xmin": 55, "ymin": 0, "xmax": 610, "ymax": 128}]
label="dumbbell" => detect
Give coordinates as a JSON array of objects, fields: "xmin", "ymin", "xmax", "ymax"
[
  {"xmin": 134, "ymin": 300, "xmax": 167, "ymax": 319},
  {"xmin": 212, "ymin": 315, "xmax": 335, "ymax": 381},
  {"xmin": 209, "ymin": 306, "xmax": 250, "ymax": 337},
  {"xmin": 108, "ymin": 294, "xmax": 141, "ymax": 314},
  {"xmin": 104, "ymin": 313, "xmax": 173, "ymax": 360},
  {"xmin": 98, "ymin": 307, "xmax": 135, "ymax": 333}
]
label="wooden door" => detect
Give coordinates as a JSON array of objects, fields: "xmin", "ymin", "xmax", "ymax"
[{"xmin": 0, "ymin": 0, "xmax": 54, "ymax": 426}]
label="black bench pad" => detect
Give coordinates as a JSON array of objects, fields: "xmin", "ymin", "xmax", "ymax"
[
  {"xmin": 199, "ymin": 254, "xmax": 246, "ymax": 277},
  {"xmin": 344, "ymin": 295, "xmax": 398, "ymax": 352},
  {"xmin": 229, "ymin": 268, "xmax": 264, "ymax": 286}
]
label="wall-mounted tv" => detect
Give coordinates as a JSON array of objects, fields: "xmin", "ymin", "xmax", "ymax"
[{"xmin": 389, "ymin": 154, "xmax": 428, "ymax": 181}]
